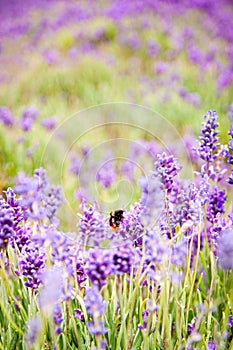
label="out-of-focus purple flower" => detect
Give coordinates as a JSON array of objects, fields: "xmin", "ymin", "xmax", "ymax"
[
  {"xmin": 228, "ymin": 315, "xmax": 233, "ymax": 328},
  {"xmin": 96, "ymin": 161, "xmax": 117, "ymax": 188},
  {"xmin": 207, "ymin": 186, "xmax": 227, "ymax": 223},
  {"xmin": 194, "ymin": 110, "xmax": 220, "ymax": 163},
  {"xmin": 19, "ymin": 243, "xmax": 46, "ymax": 290},
  {"xmin": 188, "ymin": 45, "xmax": 204, "ymax": 65},
  {"xmin": 84, "ymin": 286, "xmax": 106, "ymax": 317},
  {"xmin": 87, "ymin": 320, "xmax": 107, "ymax": 335},
  {"xmin": 227, "ymin": 171, "xmax": 233, "ymax": 185},
  {"xmin": 77, "ymin": 200, "xmax": 108, "ymax": 246},
  {"xmin": 179, "ymin": 88, "xmax": 201, "ymax": 106},
  {"xmin": 14, "ymin": 168, "xmax": 63, "ymax": 222},
  {"xmin": 41, "ymin": 116, "xmax": 58, "ymax": 130},
  {"xmin": 69, "ymin": 155, "xmax": 81, "ymax": 175},
  {"xmin": 86, "ymin": 248, "xmax": 113, "ymax": 289},
  {"xmin": 139, "ymin": 173, "xmax": 164, "ymax": 227},
  {"xmin": 20, "ymin": 106, "xmax": 39, "ymax": 132},
  {"xmin": 217, "ymin": 228, "xmax": 233, "ymax": 269},
  {"xmin": 138, "ymin": 310, "xmax": 149, "ymax": 331},
  {"xmin": 154, "ymin": 152, "xmax": 182, "ymax": 193},
  {"xmin": 25, "ymin": 316, "xmax": 42, "ymax": 346},
  {"xmin": 39, "ymin": 266, "xmax": 63, "ymax": 315},
  {"xmin": 119, "ymin": 202, "xmax": 144, "ymax": 242},
  {"xmin": 41, "ymin": 185, "xmax": 64, "ymax": 222},
  {"xmin": 0, "ymin": 106, "xmax": 14, "ymax": 126},
  {"xmin": 119, "ymin": 160, "xmax": 135, "ymax": 181},
  {"xmin": 228, "ymin": 104, "xmax": 233, "ymax": 121},
  {"xmin": 53, "ymin": 303, "xmax": 63, "ymax": 325},
  {"xmin": 153, "ymin": 61, "xmax": 169, "ymax": 74},
  {"xmin": 147, "ymin": 38, "xmax": 160, "ymax": 56},
  {"xmin": 43, "ymin": 49, "xmax": 59, "ymax": 64},
  {"xmin": 112, "ymin": 244, "xmax": 133, "ymax": 275},
  {"xmin": 188, "ymin": 320, "xmax": 196, "ymax": 335},
  {"xmin": 171, "ymin": 238, "xmax": 188, "ymax": 266},
  {"xmin": 74, "ymin": 309, "xmax": 85, "ymax": 322},
  {"xmin": 144, "ymin": 228, "xmax": 170, "ymax": 266},
  {"xmin": 207, "ymin": 341, "xmax": 216, "ymax": 350},
  {"xmin": 0, "ymin": 197, "xmax": 15, "ymax": 250}
]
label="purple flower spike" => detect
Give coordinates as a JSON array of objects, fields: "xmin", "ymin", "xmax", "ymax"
[
  {"xmin": 41, "ymin": 116, "xmax": 58, "ymax": 130},
  {"xmin": 53, "ymin": 303, "xmax": 63, "ymax": 325},
  {"xmin": 207, "ymin": 341, "xmax": 216, "ymax": 350},
  {"xmin": 19, "ymin": 243, "xmax": 46, "ymax": 290},
  {"xmin": 195, "ymin": 110, "xmax": 220, "ymax": 163},
  {"xmin": 84, "ymin": 286, "xmax": 106, "ymax": 317},
  {"xmin": 0, "ymin": 196, "xmax": 16, "ymax": 250},
  {"xmin": 154, "ymin": 152, "xmax": 182, "ymax": 193},
  {"xmin": 20, "ymin": 106, "xmax": 39, "ymax": 132},
  {"xmin": 0, "ymin": 106, "xmax": 15, "ymax": 127},
  {"xmin": 217, "ymin": 229, "xmax": 233, "ymax": 269},
  {"xmin": 86, "ymin": 248, "xmax": 113, "ymax": 289}
]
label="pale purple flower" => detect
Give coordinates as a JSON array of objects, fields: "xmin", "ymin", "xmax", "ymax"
[
  {"xmin": 19, "ymin": 243, "xmax": 46, "ymax": 290},
  {"xmin": 20, "ymin": 106, "xmax": 39, "ymax": 132},
  {"xmin": 139, "ymin": 173, "xmax": 164, "ymax": 227},
  {"xmin": 53, "ymin": 303, "xmax": 63, "ymax": 325},
  {"xmin": 207, "ymin": 186, "xmax": 227, "ymax": 223},
  {"xmin": 41, "ymin": 116, "xmax": 58, "ymax": 130},
  {"xmin": 84, "ymin": 286, "xmax": 106, "ymax": 317},
  {"xmin": 0, "ymin": 197, "xmax": 15, "ymax": 250},
  {"xmin": 217, "ymin": 228, "xmax": 233, "ymax": 269},
  {"xmin": 154, "ymin": 152, "xmax": 182, "ymax": 193},
  {"xmin": 0, "ymin": 106, "xmax": 14, "ymax": 126},
  {"xmin": 25, "ymin": 316, "xmax": 42, "ymax": 346},
  {"xmin": 39, "ymin": 266, "xmax": 63, "ymax": 315},
  {"xmin": 153, "ymin": 61, "xmax": 168, "ymax": 74},
  {"xmin": 194, "ymin": 110, "xmax": 220, "ymax": 163},
  {"xmin": 96, "ymin": 161, "xmax": 116, "ymax": 188}
]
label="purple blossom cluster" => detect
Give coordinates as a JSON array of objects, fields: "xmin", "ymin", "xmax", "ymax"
[
  {"xmin": 14, "ymin": 168, "xmax": 64, "ymax": 223},
  {"xmin": 194, "ymin": 110, "xmax": 220, "ymax": 163}
]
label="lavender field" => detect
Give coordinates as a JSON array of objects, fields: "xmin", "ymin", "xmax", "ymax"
[{"xmin": 0, "ymin": 1, "xmax": 233, "ymax": 349}]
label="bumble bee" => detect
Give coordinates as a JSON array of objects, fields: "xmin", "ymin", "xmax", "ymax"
[{"xmin": 109, "ymin": 210, "xmax": 124, "ymax": 231}]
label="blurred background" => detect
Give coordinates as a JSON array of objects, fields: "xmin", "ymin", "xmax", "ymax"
[{"xmin": 0, "ymin": 0, "xmax": 232, "ymax": 227}]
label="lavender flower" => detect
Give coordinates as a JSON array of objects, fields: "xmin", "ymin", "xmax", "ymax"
[
  {"xmin": 0, "ymin": 107, "xmax": 15, "ymax": 127},
  {"xmin": 87, "ymin": 320, "xmax": 107, "ymax": 335},
  {"xmin": 77, "ymin": 200, "xmax": 108, "ymax": 246},
  {"xmin": 0, "ymin": 106, "xmax": 14, "ymax": 126},
  {"xmin": 207, "ymin": 342, "xmax": 216, "ymax": 350},
  {"xmin": 41, "ymin": 116, "xmax": 58, "ymax": 130},
  {"xmin": 19, "ymin": 243, "xmax": 46, "ymax": 290},
  {"xmin": 228, "ymin": 315, "xmax": 233, "ymax": 328},
  {"xmin": 0, "ymin": 197, "xmax": 15, "ymax": 250},
  {"xmin": 20, "ymin": 106, "xmax": 39, "ymax": 132},
  {"xmin": 14, "ymin": 168, "xmax": 64, "ymax": 222},
  {"xmin": 119, "ymin": 202, "xmax": 144, "ymax": 243},
  {"xmin": 53, "ymin": 303, "xmax": 63, "ymax": 325},
  {"xmin": 112, "ymin": 244, "xmax": 133, "ymax": 275},
  {"xmin": 138, "ymin": 310, "xmax": 149, "ymax": 331},
  {"xmin": 84, "ymin": 286, "xmax": 107, "ymax": 317},
  {"xmin": 74, "ymin": 309, "xmax": 85, "ymax": 322},
  {"xmin": 217, "ymin": 228, "xmax": 233, "ymax": 269},
  {"xmin": 96, "ymin": 161, "xmax": 116, "ymax": 188},
  {"xmin": 207, "ymin": 186, "xmax": 227, "ymax": 223},
  {"xmin": 25, "ymin": 316, "xmax": 42, "ymax": 347},
  {"xmin": 85, "ymin": 248, "xmax": 113, "ymax": 289},
  {"xmin": 139, "ymin": 173, "xmax": 164, "ymax": 227},
  {"xmin": 154, "ymin": 152, "xmax": 182, "ymax": 193},
  {"xmin": 195, "ymin": 110, "xmax": 220, "ymax": 163}
]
